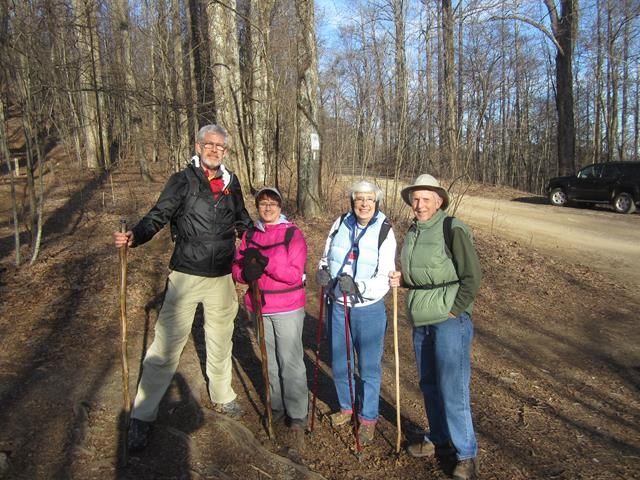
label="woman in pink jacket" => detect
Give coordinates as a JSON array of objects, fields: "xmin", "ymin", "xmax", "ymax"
[{"xmin": 232, "ymin": 187, "xmax": 308, "ymax": 432}]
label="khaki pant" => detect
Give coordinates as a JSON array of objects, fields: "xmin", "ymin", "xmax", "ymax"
[{"xmin": 131, "ymin": 271, "xmax": 239, "ymax": 422}]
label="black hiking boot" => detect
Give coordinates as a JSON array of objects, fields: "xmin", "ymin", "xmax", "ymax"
[{"xmin": 128, "ymin": 418, "xmax": 152, "ymax": 452}]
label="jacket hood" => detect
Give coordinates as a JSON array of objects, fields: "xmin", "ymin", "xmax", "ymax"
[{"xmin": 254, "ymin": 215, "xmax": 289, "ymax": 232}]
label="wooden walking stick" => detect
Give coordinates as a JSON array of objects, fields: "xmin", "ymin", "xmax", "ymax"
[
  {"xmin": 393, "ymin": 285, "xmax": 401, "ymax": 454},
  {"xmin": 251, "ymin": 280, "xmax": 275, "ymax": 439},
  {"xmin": 309, "ymin": 287, "xmax": 325, "ymax": 432},
  {"xmin": 118, "ymin": 219, "xmax": 131, "ymax": 465}
]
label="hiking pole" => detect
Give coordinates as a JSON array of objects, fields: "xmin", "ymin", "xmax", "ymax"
[
  {"xmin": 393, "ymin": 285, "xmax": 401, "ymax": 454},
  {"xmin": 309, "ymin": 287, "xmax": 325, "ymax": 432},
  {"xmin": 343, "ymin": 292, "xmax": 361, "ymax": 453},
  {"xmin": 118, "ymin": 219, "xmax": 131, "ymax": 466},
  {"xmin": 251, "ymin": 280, "xmax": 274, "ymax": 439}
]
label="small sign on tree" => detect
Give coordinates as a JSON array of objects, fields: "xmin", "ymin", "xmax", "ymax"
[{"xmin": 310, "ymin": 133, "xmax": 320, "ymax": 152}]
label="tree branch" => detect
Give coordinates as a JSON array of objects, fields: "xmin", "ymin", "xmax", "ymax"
[{"xmin": 489, "ymin": 14, "xmax": 563, "ymax": 55}]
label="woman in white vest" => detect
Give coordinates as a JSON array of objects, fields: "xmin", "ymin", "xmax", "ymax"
[{"xmin": 316, "ymin": 180, "xmax": 397, "ymax": 446}]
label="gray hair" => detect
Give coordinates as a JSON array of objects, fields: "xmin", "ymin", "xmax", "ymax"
[
  {"xmin": 196, "ymin": 124, "xmax": 228, "ymax": 144},
  {"xmin": 349, "ymin": 180, "xmax": 384, "ymax": 203}
]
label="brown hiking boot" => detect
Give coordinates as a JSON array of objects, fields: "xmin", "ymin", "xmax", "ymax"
[
  {"xmin": 453, "ymin": 458, "xmax": 479, "ymax": 480},
  {"xmin": 407, "ymin": 439, "xmax": 435, "ymax": 458},
  {"xmin": 212, "ymin": 399, "xmax": 245, "ymax": 419},
  {"xmin": 329, "ymin": 410, "xmax": 351, "ymax": 427},
  {"xmin": 358, "ymin": 423, "xmax": 375, "ymax": 446}
]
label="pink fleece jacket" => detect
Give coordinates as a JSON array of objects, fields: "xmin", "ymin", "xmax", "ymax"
[{"xmin": 232, "ymin": 221, "xmax": 307, "ymax": 314}]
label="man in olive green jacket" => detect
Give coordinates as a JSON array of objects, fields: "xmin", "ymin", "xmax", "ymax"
[{"xmin": 390, "ymin": 174, "xmax": 481, "ymax": 480}]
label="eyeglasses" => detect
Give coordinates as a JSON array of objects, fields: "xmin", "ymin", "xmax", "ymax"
[
  {"xmin": 258, "ymin": 202, "xmax": 280, "ymax": 209},
  {"xmin": 354, "ymin": 196, "xmax": 375, "ymax": 204},
  {"xmin": 199, "ymin": 142, "xmax": 226, "ymax": 151}
]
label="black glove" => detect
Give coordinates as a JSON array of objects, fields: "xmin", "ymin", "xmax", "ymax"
[
  {"xmin": 316, "ymin": 267, "xmax": 332, "ymax": 287},
  {"xmin": 243, "ymin": 262, "xmax": 265, "ymax": 282},
  {"xmin": 242, "ymin": 248, "xmax": 268, "ymax": 282},
  {"xmin": 243, "ymin": 247, "xmax": 268, "ymax": 266},
  {"xmin": 338, "ymin": 274, "xmax": 359, "ymax": 296}
]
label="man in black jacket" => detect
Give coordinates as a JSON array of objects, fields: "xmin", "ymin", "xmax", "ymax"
[{"xmin": 114, "ymin": 124, "xmax": 252, "ymax": 452}]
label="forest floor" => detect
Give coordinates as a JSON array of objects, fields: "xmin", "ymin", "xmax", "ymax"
[{"xmin": 0, "ymin": 153, "xmax": 639, "ymax": 480}]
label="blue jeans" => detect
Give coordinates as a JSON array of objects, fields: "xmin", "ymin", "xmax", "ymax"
[
  {"xmin": 329, "ymin": 299, "xmax": 387, "ymax": 423},
  {"xmin": 413, "ymin": 312, "xmax": 477, "ymax": 460}
]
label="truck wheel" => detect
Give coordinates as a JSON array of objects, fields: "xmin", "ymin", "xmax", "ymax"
[
  {"xmin": 612, "ymin": 192, "xmax": 636, "ymax": 214},
  {"xmin": 549, "ymin": 188, "xmax": 568, "ymax": 207}
]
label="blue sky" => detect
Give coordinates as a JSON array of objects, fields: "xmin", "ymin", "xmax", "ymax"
[{"xmin": 315, "ymin": 0, "xmax": 351, "ymax": 50}]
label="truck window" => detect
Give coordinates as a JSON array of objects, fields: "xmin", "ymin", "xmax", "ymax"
[
  {"xmin": 623, "ymin": 164, "xmax": 640, "ymax": 179},
  {"xmin": 578, "ymin": 165, "xmax": 601, "ymax": 178},
  {"xmin": 602, "ymin": 164, "xmax": 622, "ymax": 178}
]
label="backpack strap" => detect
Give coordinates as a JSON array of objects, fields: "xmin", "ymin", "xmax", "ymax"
[
  {"xmin": 443, "ymin": 215, "xmax": 463, "ymax": 280},
  {"xmin": 182, "ymin": 168, "xmax": 201, "ymax": 217},
  {"xmin": 245, "ymin": 226, "xmax": 255, "ymax": 245},
  {"xmin": 372, "ymin": 217, "xmax": 392, "ymax": 275},
  {"xmin": 377, "ymin": 218, "xmax": 392, "ymax": 249},
  {"xmin": 407, "ymin": 280, "xmax": 460, "ymax": 290},
  {"xmin": 443, "ymin": 215, "xmax": 454, "ymax": 258},
  {"xmin": 245, "ymin": 225, "xmax": 296, "ymax": 251},
  {"xmin": 328, "ymin": 213, "xmax": 348, "ymax": 240},
  {"xmin": 284, "ymin": 225, "xmax": 296, "ymax": 247},
  {"xmin": 171, "ymin": 168, "xmax": 200, "ymax": 241}
]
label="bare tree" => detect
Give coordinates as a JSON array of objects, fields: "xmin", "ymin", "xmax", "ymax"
[
  {"xmin": 391, "ymin": 0, "xmax": 408, "ymax": 214},
  {"xmin": 171, "ymin": 0, "xmax": 191, "ymax": 169},
  {"xmin": 544, "ymin": 0, "xmax": 577, "ymax": 175},
  {"xmin": 73, "ymin": 0, "xmax": 107, "ymax": 170},
  {"xmin": 248, "ymin": 0, "xmax": 276, "ymax": 188},
  {"xmin": 0, "ymin": 97, "xmax": 20, "ymax": 266},
  {"xmin": 441, "ymin": 0, "xmax": 458, "ymax": 174},
  {"xmin": 295, "ymin": 0, "xmax": 321, "ymax": 215},
  {"xmin": 207, "ymin": 0, "xmax": 250, "ymax": 187}
]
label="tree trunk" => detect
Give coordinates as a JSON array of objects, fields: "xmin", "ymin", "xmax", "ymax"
[
  {"xmin": 73, "ymin": 0, "xmax": 103, "ymax": 170},
  {"xmin": 248, "ymin": 0, "xmax": 275, "ymax": 188},
  {"xmin": 112, "ymin": 0, "xmax": 135, "ymax": 152},
  {"xmin": 171, "ymin": 0, "xmax": 191, "ymax": 169},
  {"xmin": 619, "ymin": 0, "xmax": 631, "ymax": 161},
  {"xmin": 605, "ymin": 0, "xmax": 618, "ymax": 162},
  {"xmin": 594, "ymin": 0, "xmax": 603, "ymax": 163},
  {"xmin": 634, "ymin": 58, "xmax": 640, "ymax": 161},
  {"xmin": 0, "ymin": 98, "xmax": 21, "ymax": 266},
  {"xmin": 392, "ymin": 0, "xmax": 407, "ymax": 215},
  {"xmin": 295, "ymin": 0, "xmax": 321, "ymax": 216},
  {"xmin": 544, "ymin": 0, "xmax": 576, "ymax": 176},
  {"xmin": 442, "ymin": 0, "xmax": 458, "ymax": 174},
  {"xmin": 207, "ymin": 0, "xmax": 250, "ymax": 188}
]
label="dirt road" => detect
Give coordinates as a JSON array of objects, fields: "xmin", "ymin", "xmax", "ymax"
[{"xmin": 453, "ymin": 195, "xmax": 640, "ymax": 287}]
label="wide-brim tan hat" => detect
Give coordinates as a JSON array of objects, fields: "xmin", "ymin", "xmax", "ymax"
[{"xmin": 400, "ymin": 174, "xmax": 449, "ymax": 210}]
